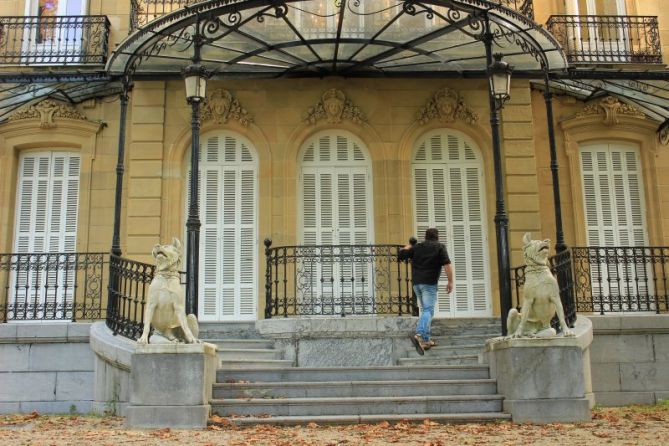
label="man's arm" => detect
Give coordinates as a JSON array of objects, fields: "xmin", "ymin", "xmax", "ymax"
[{"xmin": 444, "ymin": 263, "xmax": 454, "ymax": 294}]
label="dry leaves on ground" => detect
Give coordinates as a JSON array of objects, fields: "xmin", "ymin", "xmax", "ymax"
[{"xmin": 0, "ymin": 403, "xmax": 668, "ymax": 445}]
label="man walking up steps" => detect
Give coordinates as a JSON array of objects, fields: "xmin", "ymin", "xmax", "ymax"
[{"xmin": 399, "ymin": 228, "xmax": 454, "ymax": 355}]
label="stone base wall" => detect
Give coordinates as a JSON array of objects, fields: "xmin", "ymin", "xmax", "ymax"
[
  {"xmin": 257, "ymin": 317, "xmax": 417, "ymax": 367},
  {"xmin": 587, "ymin": 315, "xmax": 669, "ymax": 406},
  {"xmin": 0, "ymin": 323, "xmax": 95, "ymax": 414}
]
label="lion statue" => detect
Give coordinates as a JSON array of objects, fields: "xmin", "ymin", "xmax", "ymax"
[
  {"xmin": 137, "ymin": 238, "xmax": 199, "ymax": 344},
  {"xmin": 507, "ymin": 233, "xmax": 574, "ymax": 338}
]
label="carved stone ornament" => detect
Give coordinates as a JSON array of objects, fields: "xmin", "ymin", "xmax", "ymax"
[
  {"xmin": 575, "ymin": 96, "xmax": 645, "ymax": 126},
  {"xmin": 416, "ymin": 87, "xmax": 479, "ymax": 125},
  {"xmin": 201, "ymin": 89, "xmax": 253, "ymax": 127},
  {"xmin": 304, "ymin": 89, "xmax": 367, "ymax": 125},
  {"xmin": 9, "ymin": 99, "xmax": 87, "ymax": 129},
  {"xmin": 659, "ymin": 122, "xmax": 669, "ymax": 146}
]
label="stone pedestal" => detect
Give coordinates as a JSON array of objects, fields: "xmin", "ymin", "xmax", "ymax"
[
  {"xmin": 485, "ymin": 317, "xmax": 594, "ymax": 423},
  {"xmin": 125, "ymin": 342, "xmax": 217, "ymax": 429}
]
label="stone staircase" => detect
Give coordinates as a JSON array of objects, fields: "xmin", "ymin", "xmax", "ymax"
[
  {"xmin": 397, "ymin": 318, "xmax": 501, "ymax": 366},
  {"xmin": 199, "ymin": 322, "xmax": 293, "ymax": 369},
  {"xmin": 206, "ymin": 318, "xmax": 507, "ymax": 425}
]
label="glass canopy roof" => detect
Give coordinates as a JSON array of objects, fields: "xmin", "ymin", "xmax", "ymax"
[{"xmin": 108, "ymin": 0, "xmax": 568, "ymax": 78}]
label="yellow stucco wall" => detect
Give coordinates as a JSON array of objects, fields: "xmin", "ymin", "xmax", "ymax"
[{"xmin": 1, "ymin": 1, "xmax": 669, "ymax": 317}]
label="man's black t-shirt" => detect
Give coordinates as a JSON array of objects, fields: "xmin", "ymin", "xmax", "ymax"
[{"xmin": 399, "ymin": 240, "xmax": 451, "ymax": 285}]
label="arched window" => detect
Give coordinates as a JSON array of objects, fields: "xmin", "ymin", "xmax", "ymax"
[
  {"xmin": 412, "ymin": 131, "xmax": 491, "ymax": 317},
  {"xmin": 188, "ymin": 132, "xmax": 258, "ymax": 321}
]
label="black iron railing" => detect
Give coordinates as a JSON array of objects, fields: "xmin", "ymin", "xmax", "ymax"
[
  {"xmin": 493, "ymin": 0, "xmax": 534, "ymax": 20},
  {"xmin": 106, "ymin": 255, "xmax": 153, "ymax": 341},
  {"xmin": 0, "ymin": 15, "xmax": 110, "ymax": 65},
  {"xmin": 130, "ymin": 0, "xmax": 199, "ymax": 30},
  {"xmin": 546, "ymin": 15, "xmax": 662, "ymax": 64},
  {"xmin": 264, "ymin": 240, "xmax": 417, "ymax": 318},
  {"xmin": 0, "ymin": 252, "xmax": 107, "ymax": 322},
  {"xmin": 129, "ymin": 0, "xmax": 535, "ymax": 31},
  {"xmin": 572, "ymin": 246, "xmax": 669, "ymax": 314},
  {"xmin": 511, "ymin": 250, "xmax": 577, "ymax": 331}
]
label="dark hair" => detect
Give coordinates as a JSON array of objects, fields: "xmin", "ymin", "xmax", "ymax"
[{"xmin": 425, "ymin": 228, "xmax": 439, "ymax": 241}]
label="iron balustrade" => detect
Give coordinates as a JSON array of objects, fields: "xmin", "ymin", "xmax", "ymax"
[
  {"xmin": 130, "ymin": 0, "xmax": 199, "ymax": 30},
  {"xmin": 129, "ymin": 0, "xmax": 535, "ymax": 31},
  {"xmin": 0, "ymin": 15, "xmax": 110, "ymax": 65},
  {"xmin": 264, "ymin": 240, "xmax": 417, "ymax": 318},
  {"xmin": 571, "ymin": 246, "xmax": 669, "ymax": 314},
  {"xmin": 106, "ymin": 255, "xmax": 187, "ymax": 341},
  {"xmin": 493, "ymin": 0, "xmax": 534, "ymax": 20},
  {"xmin": 546, "ymin": 15, "xmax": 662, "ymax": 64},
  {"xmin": 106, "ymin": 255, "xmax": 153, "ymax": 341},
  {"xmin": 511, "ymin": 249, "xmax": 577, "ymax": 332},
  {"xmin": 0, "ymin": 252, "xmax": 107, "ymax": 322}
]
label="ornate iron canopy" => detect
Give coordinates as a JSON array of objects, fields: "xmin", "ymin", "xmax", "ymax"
[{"xmin": 108, "ymin": 0, "xmax": 568, "ymax": 78}]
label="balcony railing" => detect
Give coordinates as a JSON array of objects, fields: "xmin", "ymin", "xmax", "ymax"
[
  {"xmin": 571, "ymin": 246, "xmax": 669, "ymax": 314},
  {"xmin": 513, "ymin": 246, "xmax": 669, "ymax": 326},
  {"xmin": 0, "ymin": 15, "xmax": 110, "ymax": 66},
  {"xmin": 106, "ymin": 255, "xmax": 153, "ymax": 341},
  {"xmin": 546, "ymin": 15, "xmax": 662, "ymax": 64},
  {"xmin": 264, "ymin": 241, "xmax": 417, "ymax": 318},
  {"xmin": 129, "ymin": 0, "xmax": 535, "ymax": 31},
  {"xmin": 0, "ymin": 252, "xmax": 108, "ymax": 322}
]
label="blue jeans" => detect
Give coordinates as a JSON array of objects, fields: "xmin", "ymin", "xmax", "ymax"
[{"xmin": 414, "ymin": 283, "xmax": 438, "ymax": 342}]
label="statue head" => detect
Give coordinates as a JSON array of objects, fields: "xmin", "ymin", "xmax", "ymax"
[
  {"xmin": 522, "ymin": 233, "xmax": 551, "ymax": 266},
  {"xmin": 322, "ymin": 89, "xmax": 346, "ymax": 123},
  {"xmin": 152, "ymin": 238, "xmax": 182, "ymax": 272}
]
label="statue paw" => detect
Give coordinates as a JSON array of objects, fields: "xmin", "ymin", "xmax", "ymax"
[
  {"xmin": 563, "ymin": 329, "xmax": 575, "ymax": 337},
  {"xmin": 137, "ymin": 336, "xmax": 148, "ymax": 345}
]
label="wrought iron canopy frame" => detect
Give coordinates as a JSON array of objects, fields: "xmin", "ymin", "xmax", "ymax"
[{"xmin": 107, "ymin": 0, "xmax": 568, "ymax": 79}]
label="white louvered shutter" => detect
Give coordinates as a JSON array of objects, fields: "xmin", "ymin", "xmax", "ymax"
[
  {"xmin": 12, "ymin": 152, "xmax": 80, "ymax": 317},
  {"xmin": 412, "ymin": 132, "xmax": 491, "ymax": 317},
  {"xmin": 580, "ymin": 144, "xmax": 650, "ymax": 311},
  {"xmin": 195, "ymin": 134, "xmax": 258, "ymax": 321},
  {"xmin": 300, "ymin": 132, "xmax": 373, "ymax": 314}
]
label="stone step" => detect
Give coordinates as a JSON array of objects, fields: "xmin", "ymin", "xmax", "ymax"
[
  {"xmin": 213, "ymin": 379, "xmax": 497, "ymax": 399},
  {"xmin": 198, "ymin": 322, "xmax": 259, "ymax": 339},
  {"xmin": 220, "ymin": 359, "xmax": 295, "ymax": 369},
  {"xmin": 430, "ymin": 334, "xmax": 496, "ymax": 346},
  {"xmin": 402, "ymin": 344, "xmax": 482, "ymax": 359},
  {"xmin": 397, "ymin": 355, "xmax": 480, "ymax": 366},
  {"xmin": 215, "ymin": 412, "xmax": 512, "ymax": 426},
  {"xmin": 430, "ymin": 325, "xmax": 501, "ymax": 337},
  {"xmin": 202, "ymin": 338, "xmax": 276, "ymax": 350},
  {"xmin": 217, "ymin": 365, "xmax": 490, "ymax": 383},
  {"xmin": 211, "ymin": 394, "xmax": 504, "ymax": 417},
  {"xmin": 217, "ymin": 348, "xmax": 283, "ymax": 361}
]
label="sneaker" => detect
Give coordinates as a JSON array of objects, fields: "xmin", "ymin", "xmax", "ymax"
[
  {"xmin": 424, "ymin": 340, "xmax": 436, "ymax": 350},
  {"xmin": 410, "ymin": 334, "xmax": 425, "ymax": 356}
]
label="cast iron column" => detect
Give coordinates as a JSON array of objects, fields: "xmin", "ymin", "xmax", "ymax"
[
  {"xmin": 544, "ymin": 73, "xmax": 567, "ymax": 253},
  {"xmin": 484, "ymin": 30, "xmax": 512, "ymax": 336},
  {"xmin": 185, "ymin": 97, "xmax": 201, "ymax": 317},
  {"xmin": 111, "ymin": 79, "xmax": 130, "ymax": 257}
]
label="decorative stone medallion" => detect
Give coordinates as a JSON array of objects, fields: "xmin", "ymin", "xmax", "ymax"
[
  {"xmin": 575, "ymin": 96, "xmax": 645, "ymax": 126},
  {"xmin": 416, "ymin": 87, "xmax": 479, "ymax": 125},
  {"xmin": 9, "ymin": 99, "xmax": 87, "ymax": 129},
  {"xmin": 201, "ymin": 88, "xmax": 253, "ymax": 127},
  {"xmin": 304, "ymin": 89, "xmax": 367, "ymax": 125},
  {"xmin": 659, "ymin": 122, "xmax": 669, "ymax": 146}
]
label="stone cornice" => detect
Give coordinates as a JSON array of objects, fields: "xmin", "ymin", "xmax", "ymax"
[
  {"xmin": 201, "ymin": 88, "xmax": 253, "ymax": 127},
  {"xmin": 416, "ymin": 87, "xmax": 478, "ymax": 125},
  {"xmin": 304, "ymin": 89, "xmax": 367, "ymax": 125}
]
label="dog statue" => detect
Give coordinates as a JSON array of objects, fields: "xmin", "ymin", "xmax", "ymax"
[
  {"xmin": 137, "ymin": 238, "xmax": 199, "ymax": 344},
  {"xmin": 507, "ymin": 233, "xmax": 574, "ymax": 338}
]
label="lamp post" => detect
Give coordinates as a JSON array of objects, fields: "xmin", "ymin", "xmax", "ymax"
[
  {"xmin": 183, "ymin": 62, "xmax": 208, "ymax": 317},
  {"xmin": 487, "ymin": 52, "xmax": 513, "ymax": 336}
]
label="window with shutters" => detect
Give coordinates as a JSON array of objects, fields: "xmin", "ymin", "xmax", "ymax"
[
  {"xmin": 580, "ymin": 143, "xmax": 650, "ymax": 311},
  {"xmin": 187, "ymin": 132, "xmax": 258, "ymax": 321},
  {"xmin": 412, "ymin": 131, "xmax": 491, "ymax": 317},
  {"xmin": 299, "ymin": 131, "xmax": 374, "ymax": 315},
  {"xmin": 11, "ymin": 151, "xmax": 81, "ymax": 318}
]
